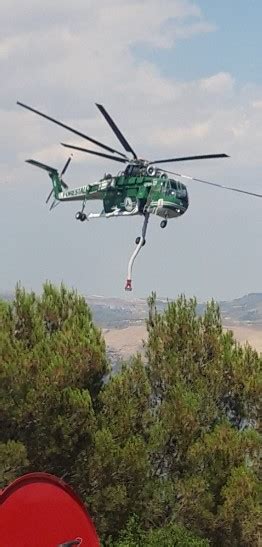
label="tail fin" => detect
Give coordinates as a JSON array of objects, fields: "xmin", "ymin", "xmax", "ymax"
[
  {"xmin": 26, "ymin": 159, "xmax": 59, "ymax": 175},
  {"xmin": 26, "ymin": 157, "xmax": 72, "ymax": 208}
]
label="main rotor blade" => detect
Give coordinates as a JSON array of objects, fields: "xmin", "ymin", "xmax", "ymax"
[
  {"xmin": 162, "ymin": 168, "xmax": 262, "ymax": 199},
  {"xmin": 61, "ymin": 143, "xmax": 128, "ymax": 163},
  {"xmin": 60, "ymin": 156, "xmax": 72, "ymax": 176},
  {"xmin": 96, "ymin": 103, "xmax": 137, "ymax": 159},
  {"xmin": 17, "ymin": 101, "xmax": 128, "ymax": 158},
  {"xmin": 151, "ymin": 153, "xmax": 229, "ymax": 164}
]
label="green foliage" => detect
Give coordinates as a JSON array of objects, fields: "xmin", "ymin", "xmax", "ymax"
[
  {"xmin": 217, "ymin": 466, "xmax": 261, "ymax": 546},
  {"xmin": 0, "ymin": 440, "xmax": 28, "ymax": 488},
  {"xmin": 1, "ymin": 287, "xmax": 261, "ymax": 546},
  {"xmin": 1, "ymin": 282, "xmax": 107, "ymax": 479},
  {"xmin": 76, "ymin": 359, "xmax": 151, "ymax": 537},
  {"xmin": 108, "ymin": 515, "xmax": 209, "ymax": 546}
]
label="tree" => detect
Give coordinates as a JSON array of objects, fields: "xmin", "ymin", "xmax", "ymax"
[
  {"xmin": 0, "ymin": 440, "xmax": 28, "ymax": 488},
  {"xmin": 143, "ymin": 295, "xmax": 261, "ymax": 545},
  {"xmin": 0, "ymin": 283, "xmax": 108, "ymax": 479},
  {"xmin": 109, "ymin": 515, "xmax": 209, "ymax": 546},
  {"xmin": 1, "ymin": 288, "xmax": 260, "ymax": 546},
  {"xmin": 217, "ymin": 466, "xmax": 261, "ymax": 546},
  {"xmin": 90, "ymin": 294, "xmax": 261, "ymax": 544},
  {"xmin": 76, "ymin": 358, "xmax": 152, "ymax": 538}
]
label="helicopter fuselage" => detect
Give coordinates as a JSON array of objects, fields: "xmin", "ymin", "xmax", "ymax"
[{"xmin": 58, "ymin": 170, "xmax": 189, "ymax": 220}]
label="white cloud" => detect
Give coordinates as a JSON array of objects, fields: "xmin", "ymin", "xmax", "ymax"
[
  {"xmin": 1, "ymin": 0, "xmax": 221, "ymax": 174},
  {"xmin": 252, "ymin": 99, "xmax": 262, "ymax": 109},
  {"xmin": 200, "ymin": 72, "xmax": 235, "ymax": 94}
]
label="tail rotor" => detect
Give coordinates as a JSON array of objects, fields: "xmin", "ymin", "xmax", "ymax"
[
  {"xmin": 26, "ymin": 155, "xmax": 72, "ymax": 210},
  {"xmin": 47, "ymin": 156, "xmax": 72, "ymax": 210}
]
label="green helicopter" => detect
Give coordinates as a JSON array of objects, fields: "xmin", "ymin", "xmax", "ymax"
[{"xmin": 17, "ymin": 101, "xmax": 262, "ymax": 290}]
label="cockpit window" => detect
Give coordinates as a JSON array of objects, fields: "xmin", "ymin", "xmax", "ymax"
[
  {"xmin": 133, "ymin": 166, "xmax": 141, "ymax": 176},
  {"xmin": 170, "ymin": 179, "xmax": 178, "ymax": 190},
  {"xmin": 167, "ymin": 179, "xmax": 187, "ymax": 197},
  {"xmin": 125, "ymin": 165, "xmax": 141, "ymax": 177}
]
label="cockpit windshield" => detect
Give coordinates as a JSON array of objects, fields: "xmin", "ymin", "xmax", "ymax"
[
  {"xmin": 170, "ymin": 180, "xmax": 178, "ymax": 190},
  {"xmin": 124, "ymin": 165, "xmax": 142, "ymax": 177},
  {"xmin": 168, "ymin": 179, "xmax": 187, "ymax": 197}
]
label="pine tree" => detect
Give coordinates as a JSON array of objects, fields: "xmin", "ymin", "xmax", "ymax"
[
  {"xmin": 1, "ymin": 288, "xmax": 260, "ymax": 545},
  {"xmin": 0, "ymin": 283, "xmax": 108, "ymax": 478}
]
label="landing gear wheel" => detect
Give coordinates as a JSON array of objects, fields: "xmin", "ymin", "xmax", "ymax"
[
  {"xmin": 76, "ymin": 211, "xmax": 87, "ymax": 221},
  {"xmin": 160, "ymin": 219, "xmax": 167, "ymax": 229},
  {"xmin": 135, "ymin": 237, "xmax": 146, "ymax": 246}
]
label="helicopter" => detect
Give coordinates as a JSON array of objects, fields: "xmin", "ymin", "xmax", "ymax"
[{"xmin": 17, "ymin": 101, "xmax": 262, "ymax": 291}]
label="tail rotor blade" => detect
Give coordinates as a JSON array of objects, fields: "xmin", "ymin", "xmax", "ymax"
[
  {"xmin": 49, "ymin": 199, "xmax": 60, "ymax": 211},
  {"xmin": 61, "ymin": 180, "xmax": 69, "ymax": 190},
  {"xmin": 60, "ymin": 156, "xmax": 72, "ymax": 176},
  {"xmin": 46, "ymin": 189, "xmax": 54, "ymax": 204},
  {"xmin": 59, "ymin": 155, "xmax": 72, "ymax": 190}
]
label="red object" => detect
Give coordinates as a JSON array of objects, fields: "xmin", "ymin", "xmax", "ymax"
[
  {"xmin": 0, "ymin": 473, "xmax": 100, "ymax": 547},
  {"xmin": 125, "ymin": 279, "xmax": 132, "ymax": 291}
]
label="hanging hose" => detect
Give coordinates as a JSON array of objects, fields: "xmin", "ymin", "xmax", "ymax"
[{"xmin": 125, "ymin": 212, "xmax": 150, "ymax": 291}]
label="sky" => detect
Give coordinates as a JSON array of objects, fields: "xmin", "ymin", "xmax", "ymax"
[{"xmin": 1, "ymin": 0, "xmax": 262, "ymax": 301}]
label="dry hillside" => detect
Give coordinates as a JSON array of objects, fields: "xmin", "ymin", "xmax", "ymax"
[{"xmin": 104, "ymin": 323, "xmax": 262, "ymax": 359}]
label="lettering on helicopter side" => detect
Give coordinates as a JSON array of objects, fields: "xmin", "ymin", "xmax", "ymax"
[{"xmin": 64, "ymin": 186, "xmax": 87, "ymax": 197}]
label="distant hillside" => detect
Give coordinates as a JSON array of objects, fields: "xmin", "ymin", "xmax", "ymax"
[
  {"xmin": 2, "ymin": 291, "xmax": 262, "ymax": 328},
  {"xmin": 87, "ymin": 293, "xmax": 262, "ymax": 328},
  {"xmin": 0, "ymin": 292, "xmax": 13, "ymax": 302},
  {"xmin": 86, "ymin": 295, "xmax": 167, "ymax": 328},
  {"xmin": 219, "ymin": 293, "xmax": 262, "ymax": 324}
]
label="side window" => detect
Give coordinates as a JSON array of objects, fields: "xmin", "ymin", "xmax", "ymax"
[
  {"xmin": 153, "ymin": 179, "xmax": 162, "ymax": 192},
  {"xmin": 163, "ymin": 180, "xmax": 171, "ymax": 194}
]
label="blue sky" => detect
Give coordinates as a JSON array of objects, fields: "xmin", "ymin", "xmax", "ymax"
[
  {"xmin": 133, "ymin": 1, "xmax": 262, "ymax": 84},
  {"xmin": 1, "ymin": 0, "xmax": 262, "ymax": 301}
]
